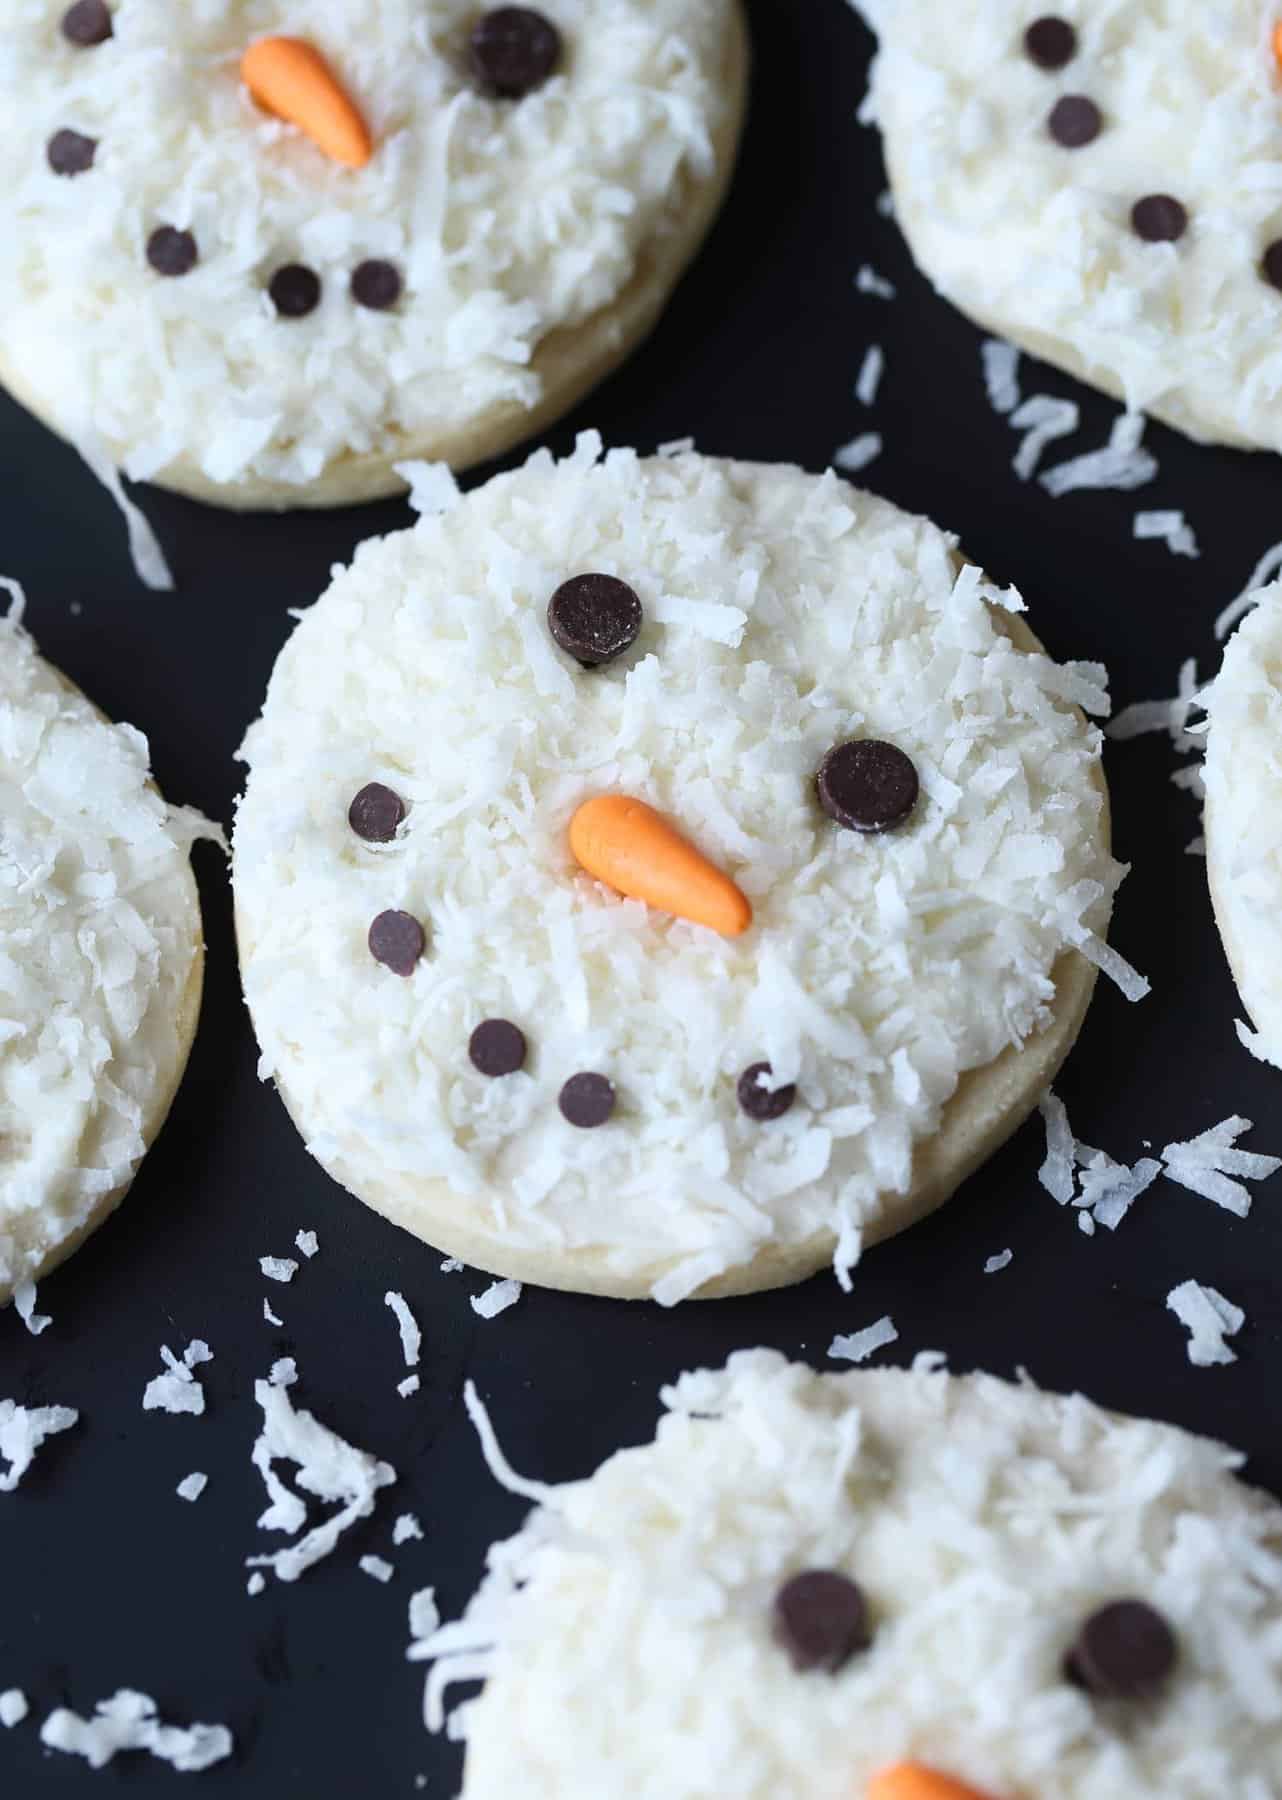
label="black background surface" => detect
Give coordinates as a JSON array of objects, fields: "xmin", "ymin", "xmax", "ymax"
[{"xmin": 3, "ymin": 1, "xmax": 1281, "ymax": 1791}]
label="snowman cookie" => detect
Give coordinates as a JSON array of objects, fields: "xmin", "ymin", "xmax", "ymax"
[
  {"xmin": 854, "ymin": 1, "xmax": 1282, "ymax": 453},
  {"xmin": 423, "ymin": 1351, "xmax": 1282, "ymax": 1798},
  {"xmin": 232, "ymin": 439, "xmax": 1134, "ymax": 1303},
  {"xmin": 1, "ymin": 583, "xmax": 210, "ymax": 1305},
  {"xmin": 0, "ymin": 1, "xmax": 745, "ymax": 511},
  {"xmin": 1205, "ymin": 581, "xmax": 1282, "ymax": 1069}
]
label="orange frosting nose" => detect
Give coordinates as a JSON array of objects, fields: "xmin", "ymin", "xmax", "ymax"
[
  {"xmin": 241, "ymin": 37, "xmax": 373, "ymax": 168},
  {"xmin": 568, "ymin": 794, "xmax": 753, "ymax": 937},
  {"xmin": 868, "ymin": 1765, "xmax": 1001, "ymax": 1800},
  {"xmin": 1275, "ymin": 21, "xmax": 1282, "ymax": 71}
]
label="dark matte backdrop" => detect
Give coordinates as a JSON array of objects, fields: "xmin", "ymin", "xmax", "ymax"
[{"xmin": 3, "ymin": 0, "xmax": 1280, "ymax": 1790}]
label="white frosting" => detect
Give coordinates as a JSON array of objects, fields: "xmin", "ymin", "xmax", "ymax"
[
  {"xmin": 855, "ymin": 0, "xmax": 1282, "ymax": 452},
  {"xmin": 1205, "ymin": 582, "xmax": 1282, "ymax": 1065},
  {"xmin": 234, "ymin": 439, "xmax": 1125, "ymax": 1300},
  {"xmin": 0, "ymin": 0, "xmax": 734, "ymax": 488},
  {"xmin": 425, "ymin": 1352, "xmax": 1282, "ymax": 1797},
  {"xmin": 0, "ymin": 589, "xmax": 207, "ymax": 1296}
]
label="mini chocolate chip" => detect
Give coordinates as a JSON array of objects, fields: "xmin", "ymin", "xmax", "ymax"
[
  {"xmin": 1131, "ymin": 194, "xmax": 1188, "ymax": 243},
  {"xmin": 61, "ymin": 0, "xmax": 112, "ymax": 46},
  {"xmin": 470, "ymin": 6, "xmax": 562, "ymax": 97},
  {"xmin": 558, "ymin": 1071, "xmax": 614, "ymax": 1127},
  {"xmin": 1024, "ymin": 16, "xmax": 1077, "ymax": 69},
  {"xmin": 1263, "ymin": 241, "xmax": 1282, "ymax": 292},
  {"xmin": 269, "ymin": 264, "xmax": 321, "ymax": 318},
  {"xmin": 1048, "ymin": 95, "xmax": 1101, "ymax": 148},
  {"xmin": 816, "ymin": 739, "xmax": 919, "ymax": 833},
  {"xmin": 47, "ymin": 129, "xmax": 97, "ymax": 176},
  {"xmin": 1066, "ymin": 1600, "xmax": 1178, "ymax": 1699},
  {"xmin": 547, "ymin": 574, "xmax": 641, "ymax": 668},
  {"xmin": 348, "ymin": 782, "xmax": 405, "ymax": 843},
  {"xmin": 351, "ymin": 259, "xmax": 402, "ymax": 311},
  {"xmin": 469, "ymin": 1018, "xmax": 528, "ymax": 1077},
  {"xmin": 774, "ymin": 1571, "xmax": 871, "ymax": 1673},
  {"xmin": 737, "ymin": 1062, "xmax": 796, "ymax": 1122},
  {"xmin": 368, "ymin": 909, "xmax": 425, "ymax": 976},
  {"xmin": 147, "ymin": 226, "xmax": 198, "ymax": 277}
]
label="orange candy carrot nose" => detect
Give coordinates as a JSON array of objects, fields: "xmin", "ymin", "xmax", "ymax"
[
  {"xmin": 241, "ymin": 37, "xmax": 373, "ymax": 169},
  {"xmin": 1275, "ymin": 21, "xmax": 1282, "ymax": 70},
  {"xmin": 867, "ymin": 1766, "xmax": 1000, "ymax": 1800},
  {"xmin": 569, "ymin": 794, "xmax": 753, "ymax": 938}
]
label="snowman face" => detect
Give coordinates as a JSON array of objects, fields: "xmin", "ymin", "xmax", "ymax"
[
  {"xmin": 856, "ymin": 0, "xmax": 1282, "ymax": 451},
  {"xmin": 233, "ymin": 442, "xmax": 1123, "ymax": 1301},
  {"xmin": 0, "ymin": 0, "xmax": 732, "ymax": 490}
]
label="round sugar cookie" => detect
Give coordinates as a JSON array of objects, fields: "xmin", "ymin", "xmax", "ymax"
[
  {"xmin": 0, "ymin": 0, "xmax": 746, "ymax": 509},
  {"xmin": 855, "ymin": 0, "xmax": 1282, "ymax": 453},
  {"xmin": 1, "ymin": 587, "xmax": 209, "ymax": 1304},
  {"xmin": 423, "ymin": 1351, "xmax": 1282, "ymax": 1799},
  {"xmin": 232, "ymin": 440, "xmax": 1126, "ymax": 1304},
  {"xmin": 1205, "ymin": 581, "xmax": 1282, "ymax": 1068}
]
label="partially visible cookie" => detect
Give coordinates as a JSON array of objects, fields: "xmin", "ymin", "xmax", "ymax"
[
  {"xmin": 0, "ymin": 1, "xmax": 746, "ymax": 511},
  {"xmin": 0, "ymin": 586, "xmax": 211, "ymax": 1304},
  {"xmin": 1205, "ymin": 581, "xmax": 1282, "ymax": 1068},
  {"xmin": 423, "ymin": 1351, "xmax": 1282, "ymax": 1798},
  {"xmin": 854, "ymin": 0, "xmax": 1282, "ymax": 452}
]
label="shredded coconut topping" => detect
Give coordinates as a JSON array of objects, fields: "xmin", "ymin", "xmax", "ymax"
[
  {"xmin": 176, "ymin": 1471, "xmax": 208, "ymax": 1503},
  {"xmin": 40, "ymin": 1690, "xmax": 232, "ymax": 1773},
  {"xmin": 142, "ymin": 1340, "xmax": 212, "ymax": 1417},
  {"xmin": 0, "ymin": 1689, "xmax": 28, "ymax": 1728},
  {"xmin": 12, "ymin": 1280, "xmax": 50, "ymax": 1336},
  {"xmin": 0, "ymin": 1396, "xmax": 78, "ymax": 1491},
  {"xmin": 471, "ymin": 1279, "xmax": 522, "ymax": 1320},
  {"xmin": 259, "ymin": 1255, "xmax": 298, "ymax": 1283},
  {"xmin": 1134, "ymin": 510, "xmax": 1199, "ymax": 559},
  {"xmin": 1167, "ymin": 1280, "xmax": 1246, "ymax": 1368},
  {"xmin": 829, "ymin": 1315, "xmax": 898, "ymax": 1363},
  {"xmin": 385, "ymin": 1290, "xmax": 422, "ymax": 1366}
]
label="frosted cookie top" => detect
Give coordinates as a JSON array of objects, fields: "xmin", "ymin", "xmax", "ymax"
[
  {"xmin": 855, "ymin": 0, "xmax": 1282, "ymax": 452},
  {"xmin": 0, "ymin": 588, "xmax": 206, "ymax": 1297},
  {"xmin": 1205, "ymin": 582, "xmax": 1282, "ymax": 1067},
  {"xmin": 424, "ymin": 1351, "xmax": 1282, "ymax": 1798},
  {"xmin": 0, "ymin": 0, "xmax": 734, "ymax": 490},
  {"xmin": 234, "ymin": 438, "xmax": 1129, "ymax": 1303}
]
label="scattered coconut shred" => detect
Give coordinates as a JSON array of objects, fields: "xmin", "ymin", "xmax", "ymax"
[
  {"xmin": 0, "ymin": 1689, "xmax": 28, "ymax": 1728},
  {"xmin": 295, "ymin": 1230, "xmax": 319, "ymax": 1259},
  {"xmin": 12, "ymin": 1281, "xmax": 50, "ymax": 1337},
  {"xmin": 471, "ymin": 1280, "xmax": 522, "ymax": 1321},
  {"xmin": 40, "ymin": 1690, "xmax": 231, "ymax": 1773},
  {"xmin": 142, "ymin": 1340, "xmax": 212, "ymax": 1416},
  {"xmin": 176, "ymin": 1472, "xmax": 207, "ymax": 1503},
  {"xmin": 0, "ymin": 1398, "xmax": 77, "ymax": 1491},
  {"xmin": 1167, "ymin": 1281, "xmax": 1246, "ymax": 1368},
  {"xmin": 245, "ymin": 1362, "xmax": 396, "ymax": 1584},
  {"xmin": 828, "ymin": 1315, "xmax": 898, "ymax": 1363},
  {"xmin": 833, "ymin": 432, "xmax": 882, "ymax": 474},
  {"xmin": 975, "ymin": 341, "xmax": 1158, "ymax": 495},
  {"xmin": 1107, "ymin": 654, "xmax": 1209, "ymax": 855},
  {"xmin": 1134, "ymin": 510, "xmax": 1199, "ymax": 560},
  {"xmin": 259, "ymin": 1256, "xmax": 298, "ymax": 1284}
]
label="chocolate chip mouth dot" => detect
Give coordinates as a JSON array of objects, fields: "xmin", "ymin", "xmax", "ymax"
[
  {"xmin": 469, "ymin": 1019, "xmax": 528, "ymax": 1077},
  {"xmin": 269, "ymin": 264, "xmax": 322, "ymax": 319},
  {"xmin": 1264, "ymin": 241, "xmax": 1282, "ymax": 292},
  {"xmin": 146, "ymin": 226, "xmax": 198, "ymax": 278},
  {"xmin": 1048, "ymin": 94, "xmax": 1102, "ymax": 149},
  {"xmin": 1131, "ymin": 194, "xmax": 1188, "ymax": 243},
  {"xmin": 348, "ymin": 782, "xmax": 405, "ymax": 843},
  {"xmin": 737, "ymin": 1062, "xmax": 796, "ymax": 1122},
  {"xmin": 1066, "ymin": 1599, "xmax": 1178, "ymax": 1699},
  {"xmin": 558, "ymin": 1071, "xmax": 615, "ymax": 1128},
  {"xmin": 773, "ymin": 1571, "xmax": 871, "ymax": 1673},
  {"xmin": 547, "ymin": 574, "xmax": 642, "ymax": 668},
  {"xmin": 1024, "ymin": 16, "xmax": 1077, "ymax": 69},
  {"xmin": 368, "ymin": 909, "xmax": 425, "ymax": 976},
  {"xmin": 470, "ymin": 6, "xmax": 562, "ymax": 98},
  {"xmin": 60, "ymin": 0, "xmax": 112, "ymax": 46},
  {"xmin": 47, "ymin": 129, "xmax": 97, "ymax": 177},
  {"xmin": 816, "ymin": 739, "xmax": 919, "ymax": 833},
  {"xmin": 351, "ymin": 259, "xmax": 402, "ymax": 311}
]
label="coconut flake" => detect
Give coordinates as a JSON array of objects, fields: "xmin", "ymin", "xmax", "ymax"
[
  {"xmin": 398, "ymin": 1375, "xmax": 421, "ymax": 1398},
  {"xmin": 470, "ymin": 1279, "xmax": 522, "ymax": 1320},
  {"xmin": 1040, "ymin": 413, "xmax": 1157, "ymax": 496},
  {"xmin": 40, "ymin": 1690, "xmax": 231, "ymax": 1773},
  {"xmin": 142, "ymin": 1341, "xmax": 211, "ymax": 1417},
  {"xmin": 1216, "ymin": 542, "xmax": 1282, "ymax": 639},
  {"xmin": 73, "ymin": 436, "xmax": 175, "ymax": 593},
  {"xmin": 440, "ymin": 1258, "xmax": 463, "ymax": 1274},
  {"xmin": 1167, "ymin": 1280, "xmax": 1246, "ymax": 1368},
  {"xmin": 833, "ymin": 432, "xmax": 882, "ymax": 473},
  {"xmin": 176, "ymin": 1471, "xmax": 207, "ymax": 1503},
  {"xmin": 981, "ymin": 338, "xmax": 1021, "ymax": 415},
  {"xmin": 12, "ymin": 1281, "xmax": 50, "ymax": 1337},
  {"xmin": 246, "ymin": 1573, "xmax": 266, "ymax": 1597},
  {"xmin": 386, "ymin": 1291, "xmax": 422, "ymax": 1366},
  {"xmin": 263, "ymin": 1298, "xmax": 284, "ymax": 1327},
  {"xmin": 259, "ymin": 1256, "xmax": 298, "ymax": 1284},
  {"xmin": 0, "ymin": 1690, "xmax": 28, "ymax": 1728},
  {"xmin": 1037, "ymin": 1091, "xmax": 1076, "ymax": 1204},
  {"xmin": 294, "ymin": 1230, "xmax": 319, "ymax": 1259},
  {"xmin": 855, "ymin": 264, "xmax": 897, "ymax": 298},
  {"xmin": 0, "ymin": 1399, "xmax": 78, "ymax": 1490},
  {"xmin": 855, "ymin": 345, "xmax": 885, "ymax": 407},
  {"xmin": 394, "ymin": 461, "xmax": 462, "ymax": 519},
  {"xmin": 828, "ymin": 1315, "xmax": 898, "ymax": 1363},
  {"xmin": 1010, "ymin": 395, "xmax": 1079, "ymax": 481},
  {"xmin": 1134, "ymin": 510, "xmax": 1199, "ymax": 559},
  {"xmin": 983, "ymin": 1249, "xmax": 1013, "ymax": 1274},
  {"xmin": 269, "ymin": 1358, "xmax": 297, "ymax": 1389},
  {"xmin": 462, "ymin": 1381, "xmax": 557, "ymax": 1506},
  {"xmin": 1161, "ymin": 1117, "xmax": 1281, "ymax": 1219},
  {"xmin": 361, "ymin": 1555, "xmax": 395, "ymax": 1584},
  {"xmin": 395, "ymin": 1513, "xmax": 425, "ymax": 1546}
]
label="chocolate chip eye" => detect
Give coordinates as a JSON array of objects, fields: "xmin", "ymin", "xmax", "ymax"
[
  {"xmin": 147, "ymin": 226, "xmax": 198, "ymax": 277},
  {"xmin": 469, "ymin": 7, "xmax": 562, "ymax": 98},
  {"xmin": 558, "ymin": 1071, "xmax": 614, "ymax": 1127},
  {"xmin": 368, "ymin": 909, "xmax": 425, "ymax": 976},
  {"xmin": 61, "ymin": 0, "xmax": 112, "ymax": 46},
  {"xmin": 773, "ymin": 1571, "xmax": 871, "ymax": 1673},
  {"xmin": 469, "ymin": 1019, "xmax": 528, "ymax": 1077},
  {"xmin": 737, "ymin": 1063, "xmax": 796, "ymax": 1122},
  {"xmin": 348, "ymin": 782, "xmax": 405, "ymax": 843},
  {"xmin": 1048, "ymin": 95, "xmax": 1102, "ymax": 148},
  {"xmin": 47, "ymin": 129, "xmax": 97, "ymax": 176},
  {"xmin": 1263, "ymin": 241, "xmax": 1282, "ymax": 292},
  {"xmin": 1131, "ymin": 194, "xmax": 1188, "ymax": 243},
  {"xmin": 1066, "ymin": 1599, "xmax": 1178, "ymax": 1698},
  {"xmin": 547, "ymin": 574, "xmax": 642, "ymax": 669},
  {"xmin": 351, "ymin": 259, "xmax": 402, "ymax": 311},
  {"xmin": 269, "ymin": 264, "xmax": 322, "ymax": 318},
  {"xmin": 1024, "ymin": 16, "xmax": 1077, "ymax": 69},
  {"xmin": 816, "ymin": 740, "xmax": 919, "ymax": 833}
]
